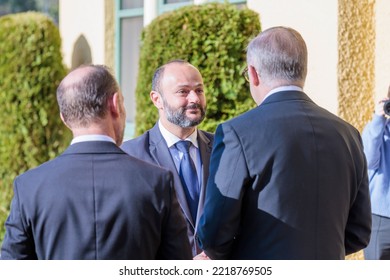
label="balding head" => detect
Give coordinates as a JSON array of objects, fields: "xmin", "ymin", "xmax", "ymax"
[
  {"xmin": 151, "ymin": 59, "xmax": 197, "ymax": 94},
  {"xmin": 57, "ymin": 65, "xmax": 120, "ymax": 128}
]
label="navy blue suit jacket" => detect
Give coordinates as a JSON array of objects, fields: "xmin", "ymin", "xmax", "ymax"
[
  {"xmin": 1, "ymin": 141, "xmax": 192, "ymax": 260},
  {"xmin": 121, "ymin": 124, "xmax": 213, "ymax": 256},
  {"xmin": 197, "ymin": 91, "xmax": 372, "ymax": 259}
]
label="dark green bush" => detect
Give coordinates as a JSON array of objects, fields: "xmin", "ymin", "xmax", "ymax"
[
  {"xmin": 135, "ymin": 3, "xmax": 261, "ymax": 135},
  {"xmin": 0, "ymin": 12, "xmax": 71, "ymax": 242}
]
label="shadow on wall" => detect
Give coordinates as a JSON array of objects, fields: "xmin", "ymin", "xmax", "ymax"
[{"xmin": 71, "ymin": 34, "xmax": 92, "ymax": 69}]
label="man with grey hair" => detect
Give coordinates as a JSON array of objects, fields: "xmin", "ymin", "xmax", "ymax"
[
  {"xmin": 197, "ymin": 26, "xmax": 371, "ymax": 259},
  {"xmin": 1, "ymin": 64, "xmax": 192, "ymax": 260},
  {"xmin": 121, "ymin": 60, "xmax": 213, "ymax": 258}
]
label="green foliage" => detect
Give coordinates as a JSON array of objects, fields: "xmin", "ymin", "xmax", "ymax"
[
  {"xmin": 0, "ymin": 12, "xmax": 71, "ymax": 242},
  {"xmin": 135, "ymin": 3, "xmax": 261, "ymax": 135}
]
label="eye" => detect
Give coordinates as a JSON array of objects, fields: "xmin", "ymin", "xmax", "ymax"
[
  {"xmin": 177, "ymin": 89, "xmax": 189, "ymax": 95},
  {"xmin": 196, "ymin": 88, "xmax": 204, "ymax": 94}
]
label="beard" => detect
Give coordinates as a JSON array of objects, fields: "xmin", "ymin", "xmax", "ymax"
[{"xmin": 163, "ymin": 98, "xmax": 206, "ymax": 128}]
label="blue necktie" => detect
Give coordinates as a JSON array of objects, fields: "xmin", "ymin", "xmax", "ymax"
[{"xmin": 175, "ymin": 140, "xmax": 199, "ymax": 222}]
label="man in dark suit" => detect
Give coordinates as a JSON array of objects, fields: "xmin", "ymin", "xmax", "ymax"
[
  {"xmin": 121, "ymin": 60, "xmax": 213, "ymax": 258},
  {"xmin": 0, "ymin": 64, "xmax": 192, "ymax": 260},
  {"xmin": 197, "ymin": 26, "xmax": 372, "ymax": 259}
]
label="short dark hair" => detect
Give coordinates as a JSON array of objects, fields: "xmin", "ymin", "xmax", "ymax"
[
  {"xmin": 151, "ymin": 59, "xmax": 189, "ymax": 94},
  {"xmin": 57, "ymin": 64, "xmax": 119, "ymax": 127}
]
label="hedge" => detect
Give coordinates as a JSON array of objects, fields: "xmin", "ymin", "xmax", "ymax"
[
  {"xmin": 0, "ymin": 12, "xmax": 71, "ymax": 242},
  {"xmin": 135, "ymin": 3, "xmax": 261, "ymax": 135}
]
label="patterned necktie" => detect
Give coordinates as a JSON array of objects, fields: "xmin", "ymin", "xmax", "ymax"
[{"xmin": 175, "ymin": 140, "xmax": 199, "ymax": 222}]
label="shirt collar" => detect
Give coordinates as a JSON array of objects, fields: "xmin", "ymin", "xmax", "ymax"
[
  {"xmin": 263, "ymin": 85, "xmax": 303, "ymax": 102},
  {"xmin": 71, "ymin": 134, "xmax": 116, "ymax": 145},
  {"xmin": 158, "ymin": 120, "xmax": 198, "ymax": 149}
]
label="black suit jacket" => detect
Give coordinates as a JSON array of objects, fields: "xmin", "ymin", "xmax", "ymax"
[
  {"xmin": 121, "ymin": 123, "xmax": 213, "ymax": 256},
  {"xmin": 1, "ymin": 141, "xmax": 192, "ymax": 260},
  {"xmin": 197, "ymin": 91, "xmax": 372, "ymax": 259}
]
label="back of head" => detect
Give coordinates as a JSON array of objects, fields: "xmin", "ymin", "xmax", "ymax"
[
  {"xmin": 57, "ymin": 65, "xmax": 119, "ymax": 128},
  {"xmin": 247, "ymin": 26, "xmax": 308, "ymax": 88}
]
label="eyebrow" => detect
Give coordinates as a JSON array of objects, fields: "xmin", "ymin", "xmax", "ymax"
[{"xmin": 176, "ymin": 83, "xmax": 204, "ymax": 88}]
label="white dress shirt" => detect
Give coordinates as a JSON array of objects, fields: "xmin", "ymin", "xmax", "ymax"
[
  {"xmin": 158, "ymin": 120, "xmax": 202, "ymax": 188},
  {"xmin": 71, "ymin": 134, "xmax": 116, "ymax": 145},
  {"xmin": 263, "ymin": 85, "xmax": 303, "ymax": 103}
]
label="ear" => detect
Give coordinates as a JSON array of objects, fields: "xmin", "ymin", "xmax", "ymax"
[
  {"xmin": 150, "ymin": 90, "xmax": 163, "ymax": 109},
  {"xmin": 249, "ymin": 65, "xmax": 260, "ymax": 86},
  {"xmin": 110, "ymin": 92, "xmax": 121, "ymax": 118},
  {"xmin": 60, "ymin": 112, "xmax": 72, "ymax": 130}
]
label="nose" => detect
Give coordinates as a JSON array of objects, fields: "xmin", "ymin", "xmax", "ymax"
[{"xmin": 188, "ymin": 90, "xmax": 200, "ymax": 103}]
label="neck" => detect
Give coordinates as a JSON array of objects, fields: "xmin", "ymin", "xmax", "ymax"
[
  {"xmin": 160, "ymin": 118, "xmax": 196, "ymax": 139},
  {"xmin": 71, "ymin": 122, "xmax": 115, "ymax": 141}
]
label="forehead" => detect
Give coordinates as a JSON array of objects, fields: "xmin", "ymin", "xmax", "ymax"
[{"xmin": 162, "ymin": 63, "xmax": 203, "ymax": 87}]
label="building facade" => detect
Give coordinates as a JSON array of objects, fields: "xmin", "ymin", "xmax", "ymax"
[{"xmin": 59, "ymin": 0, "xmax": 390, "ymax": 135}]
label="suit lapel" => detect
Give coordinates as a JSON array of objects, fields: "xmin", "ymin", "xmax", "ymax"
[
  {"xmin": 195, "ymin": 131, "xmax": 212, "ymax": 227},
  {"xmin": 148, "ymin": 124, "xmax": 195, "ymax": 227}
]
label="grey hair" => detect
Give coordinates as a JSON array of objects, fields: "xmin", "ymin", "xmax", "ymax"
[
  {"xmin": 246, "ymin": 26, "xmax": 308, "ymax": 87},
  {"xmin": 56, "ymin": 64, "xmax": 119, "ymax": 127}
]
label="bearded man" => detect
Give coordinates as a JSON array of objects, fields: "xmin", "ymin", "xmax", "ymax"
[{"xmin": 121, "ymin": 60, "xmax": 213, "ymax": 259}]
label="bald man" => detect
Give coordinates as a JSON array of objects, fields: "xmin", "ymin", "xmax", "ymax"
[
  {"xmin": 121, "ymin": 60, "xmax": 214, "ymax": 258},
  {"xmin": 0, "ymin": 64, "xmax": 192, "ymax": 260}
]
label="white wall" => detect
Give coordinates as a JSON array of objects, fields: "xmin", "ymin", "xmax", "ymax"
[
  {"xmin": 59, "ymin": 0, "xmax": 390, "ymax": 116},
  {"xmin": 59, "ymin": 0, "xmax": 106, "ymax": 69},
  {"xmin": 144, "ymin": 0, "xmax": 158, "ymax": 26},
  {"xmin": 247, "ymin": 0, "xmax": 339, "ymax": 114}
]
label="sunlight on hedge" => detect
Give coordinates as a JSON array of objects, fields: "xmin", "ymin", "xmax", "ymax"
[{"xmin": 135, "ymin": 3, "xmax": 261, "ymax": 135}]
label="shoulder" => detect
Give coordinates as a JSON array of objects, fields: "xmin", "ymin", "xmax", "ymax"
[
  {"xmin": 318, "ymin": 106, "xmax": 362, "ymax": 136},
  {"xmin": 121, "ymin": 130, "xmax": 152, "ymax": 157},
  {"xmin": 13, "ymin": 155, "xmax": 63, "ymax": 193},
  {"xmin": 216, "ymin": 107, "xmax": 258, "ymax": 133},
  {"xmin": 198, "ymin": 129, "xmax": 214, "ymax": 141},
  {"xmin": 121, "ymin": 124, "xmax": 161, "ymax": 150},
  {"xmin": 122, "ymin": 132, "xmax": 149, "ymax": 148}
]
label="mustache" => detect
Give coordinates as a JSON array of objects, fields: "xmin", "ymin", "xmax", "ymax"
[{"xmin": 184, "ymin": 104, "xmax": 202, "ymax": 110}]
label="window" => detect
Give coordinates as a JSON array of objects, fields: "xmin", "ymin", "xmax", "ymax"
[
  {"xmin": 121, "ymin": 0, "xmax": 143, "ymax": 9},
  {"xmin": 115, "ymin": 0, "xmax": 144, "ymax": 139},
  {"xmin": 115, "ymin": 0, "xmax": 246, "ymax": 139},
  {"xmin": 158, "ymin": 0, "xmax": 192, "ymax": 14}
]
